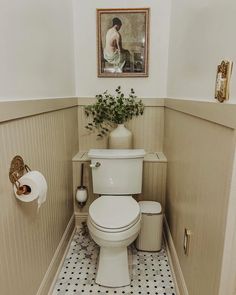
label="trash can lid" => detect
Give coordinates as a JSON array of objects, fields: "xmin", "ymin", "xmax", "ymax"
[{"xmin": 139, "ymin": 201, "xmax": 162, "ymax": 214}]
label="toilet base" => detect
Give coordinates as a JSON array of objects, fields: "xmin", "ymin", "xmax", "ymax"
[{"xmin": 96, "ymin": 246, "xmax": 130, "ymax": 287}]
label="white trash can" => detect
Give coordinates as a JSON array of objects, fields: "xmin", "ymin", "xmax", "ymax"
[{"xmin": 135, "ymin": 201, "xmax": 163, "ymax": 251}]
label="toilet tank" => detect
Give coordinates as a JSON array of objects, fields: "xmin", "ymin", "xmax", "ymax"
[{"xmin": 88, "ymin": 149, "xmax": 146, "ymax": 195}]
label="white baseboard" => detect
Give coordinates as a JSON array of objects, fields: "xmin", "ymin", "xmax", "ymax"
[
  {"xmin": 75, "ymin": 212, "xmax": 88, "ymax": 228},
  {"xmin": 163, "ymin": 216, "xmax": 189, "ymax": 295},
  {"xmin": 36, "ymin": 215, "xmax": 75, "ymax": 295}
]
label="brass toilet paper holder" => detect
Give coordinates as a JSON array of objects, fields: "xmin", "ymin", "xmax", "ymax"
[{"xmin": 9, "ymin": 155, "xmax": 31, "ymax": 195}]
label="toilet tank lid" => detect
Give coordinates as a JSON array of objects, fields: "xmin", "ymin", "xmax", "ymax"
[{"xmin": 88, "ymin": 149, "xmax": 146, "ymax": 159}]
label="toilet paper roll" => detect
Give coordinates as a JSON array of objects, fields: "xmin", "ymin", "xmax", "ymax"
[{"xmin": 14, "ymin": 171, "xmax": 47, "ymax": 209}]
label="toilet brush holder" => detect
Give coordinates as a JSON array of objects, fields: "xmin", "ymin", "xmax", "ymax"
[
  {"xmin": 76, "ymin": 187, "xmax": 88, "ymax": 207},
  {"xmin": 76, "ymin": 163, "xmax": 88, "ymax": 207}
]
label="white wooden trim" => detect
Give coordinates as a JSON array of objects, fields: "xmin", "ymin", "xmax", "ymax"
[
  {"xmin": 0, "ymin": 97, "xmax": 78, "ymax": 123},
  {"xmin": 36, "ymin": 215, "xmax": 75, "ymax": 295},
  {"xmin": 77, "ymin": 97, "xmax": 165, "ymax": 107},
  {"xmin": 163, "ymin": 232, "xmax": 180, "ymax": 295},
  {"xmin": 165, "ymin": 98, "xmax": 236, "ymax": 129},
  {"xmin": 163, "ymin": 216, "xmax": 189, "ymax": 295},
  {"xmin": 75, "ymin": 212, "xmax": 88, "ymax": 228},
  {"xmin": 1, "ymin": 97, "xmax": 236, "ymax": 129}
]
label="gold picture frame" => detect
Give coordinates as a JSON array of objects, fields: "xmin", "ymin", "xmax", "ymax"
[{"xmin": 97, "ymin": 8, "xmax": 150, "ymax": 78}]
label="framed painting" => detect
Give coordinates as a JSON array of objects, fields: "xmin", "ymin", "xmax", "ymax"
[{"xmin": 97, "ymin": 8, "xmax": 150, "ymax": 77}]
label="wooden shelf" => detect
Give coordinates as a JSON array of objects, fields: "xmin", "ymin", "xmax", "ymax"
[{"xmin": 72, "ymin": 151, "xmax": 167, "ymax": 163}]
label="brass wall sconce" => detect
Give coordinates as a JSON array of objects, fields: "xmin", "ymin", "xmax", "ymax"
[{"xmin": 215, "ymin": 60, "xmax": 233, "ymax": 103}]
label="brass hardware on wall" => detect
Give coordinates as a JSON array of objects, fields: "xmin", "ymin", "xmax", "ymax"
[
  {"xmin": 9, "ymin": 155, "xmax": 31, "ymax": 196},
  {"xmin": 183, "ymin": 228, "xmax": 192, "ymax": 256},
  {"xmin": 215, "ymin": 60, "xmax": 233, "ymax": 103}
]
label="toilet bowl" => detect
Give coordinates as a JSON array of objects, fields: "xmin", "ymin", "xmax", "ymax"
[
  {"xmin": 87, "ymin": 148, "xmax": 145, "ymax": 287},
  {"xmin": 87, "ymin": 195, "xmax": 141, "ymax": 287}
]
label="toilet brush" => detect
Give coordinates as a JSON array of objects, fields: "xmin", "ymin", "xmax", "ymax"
[{"xmin": 76, "ymin": 163, "xmax": 88, "ymax": 207}]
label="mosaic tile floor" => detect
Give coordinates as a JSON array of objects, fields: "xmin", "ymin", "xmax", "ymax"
[{"xmin": 52, "ymin": 225, "xmax": 176, "ymax": 295}]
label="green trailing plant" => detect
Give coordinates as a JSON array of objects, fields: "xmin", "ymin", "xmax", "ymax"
[{"xmin": 85, "ymin": 86, "xmax": 144, "ymax": 138}]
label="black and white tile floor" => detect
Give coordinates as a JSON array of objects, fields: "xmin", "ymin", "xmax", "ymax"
[{"xmin": 52, "ymin": 225, "xmax": 176, "ymax": 295}]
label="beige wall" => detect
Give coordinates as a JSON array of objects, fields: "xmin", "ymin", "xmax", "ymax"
[
  {"xmin": 218, "ymin": 146, "xmax": 236, "ymax": 295},
  {"xmin": 0, "ymin": 101, "xmax": 78, "ymax": 295},
  {"xmin": 164, "ymin": 99, "xmax": 236, "ymax": 295}
]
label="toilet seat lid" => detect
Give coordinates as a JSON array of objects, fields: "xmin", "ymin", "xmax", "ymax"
[{"xmin": 89, "ymin": 195, "xmax": 140, "ymax": 230}]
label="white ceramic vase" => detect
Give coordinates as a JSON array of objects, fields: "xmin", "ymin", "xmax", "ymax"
[{"xmin": 109, "ymin": 124, "xmax": 133, "ymax": 149}]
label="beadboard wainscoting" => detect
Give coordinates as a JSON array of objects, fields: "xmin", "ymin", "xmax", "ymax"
[
  {"xmin": 77, "ymin": 98, "xmax": 165, "ymax": 152},
  {"xmin": 164, "ymin": 99, "xmax": 236, "ymax": 295},
  {"xmin": 2, "ymin": 97, "xmax": 236, "ymax": 295},
  {"xmin": 139, "ymin": 153, "xmax": 167, "ymax": 210},
  {"xmin": 0, "ymin": 99, "xmax": 78, "ymax": 295}
]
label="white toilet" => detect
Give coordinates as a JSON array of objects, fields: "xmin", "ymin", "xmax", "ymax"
[{"xmin": 87, "ymin": 149, "xmax": 145, "ymax": 287}]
